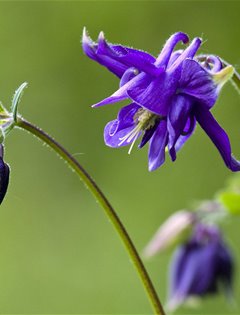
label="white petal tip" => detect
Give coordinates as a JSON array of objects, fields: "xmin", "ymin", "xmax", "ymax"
[
  {"xmin": 82, "ymin": 27, "xmax": 92, "ymax": 44},
  {"xmin": 98, "ymin": 31, "xmax": 105, "ymax": 41}
]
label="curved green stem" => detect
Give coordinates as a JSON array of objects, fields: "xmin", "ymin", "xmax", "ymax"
[{"xmin": 16, "ymin": 117, "xmax": 165, "ymax": 315}]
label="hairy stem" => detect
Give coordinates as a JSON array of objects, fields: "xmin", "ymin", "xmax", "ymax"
[{"xmin": 16, "ymin": 117, "xmax": 166, "ymax": 315}]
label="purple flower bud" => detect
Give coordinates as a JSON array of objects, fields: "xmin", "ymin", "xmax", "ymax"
[
  {"xmin": 167, "ymin": 224, "xmax": 234, "ymax": 311},
  {"xmin": 83, "ymin": 29, "xmax": 239, "ymax": 171},
  {"xmin": 0, "ymin": 144, "xmax": 10, "ymax": 204}
]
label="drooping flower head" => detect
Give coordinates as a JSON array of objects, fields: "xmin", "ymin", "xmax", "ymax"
[
  {"xmin": 167, "ymin": 224, "xmax": 234, "ymax": 311},
  {"xmin": 82, "ymin": 29, "xmax": 239, "ymax": 171}
]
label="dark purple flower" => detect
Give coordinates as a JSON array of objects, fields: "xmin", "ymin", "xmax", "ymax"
[
  {"xmin": 82, "ymin": 29, "xmax": 238, "ymax": 171},
  {"xmin": 0, "ymin": 144, "xmax": 9, "ymax": 204},
  {"xmin": 167, "ymin": 224, "xmax": 234, "ymax": 311}
]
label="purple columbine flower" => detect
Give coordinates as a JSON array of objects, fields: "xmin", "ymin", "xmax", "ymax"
[
  {"xmin": 0, "ymin": 144, "xmax": 9, "ymax": 204},
  {"xmin": 82, "ymin": 29, "xmax": 239, "ymax": 171},
  {"xmin": 167, "ymin": 224, "xmax": 234, "ymax": 311}
]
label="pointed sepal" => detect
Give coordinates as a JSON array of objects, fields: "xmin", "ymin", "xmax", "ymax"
[{"xmin": 11, "ymin": 82, "xmax": 28, "ymax": 122}]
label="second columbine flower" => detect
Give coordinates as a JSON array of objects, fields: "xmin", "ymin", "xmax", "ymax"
[{"xmin": 83, "ymin": 29, "xmax": 239, "ymax": 171}]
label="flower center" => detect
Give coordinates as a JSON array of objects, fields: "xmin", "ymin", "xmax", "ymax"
[
  {"xmin": 134, "ymin": 108, "xmax": 159, "ymax": 130},
  {"xmin": 118, "ymin": 108, "xmax": 161, "ymax": 154}
]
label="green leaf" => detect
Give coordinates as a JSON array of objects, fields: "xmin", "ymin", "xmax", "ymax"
[
  {"xmin": 0, "ymin": 102, "xmax": 8, "ymax": 116},
  {"xmin": 218, "ymin": 192, "xmax": 240, "ymax": 215}
]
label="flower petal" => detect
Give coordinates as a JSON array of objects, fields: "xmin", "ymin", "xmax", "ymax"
[
  {"xmin": 104, "ymin": 103, "xmax": 140, "ymax": 147},
  {"xmin": 196, "ymin": 55, "xmax": 222, "ymax": 73},
  {"xmin": 217, "ymin": 243, "xmax": 234, "ymax": 297},
  {"xmin": 195, "ymin": 106, "xmax": 240, "ymax": 171},
  {"xmin": 143, "ymin": 210, "xmax": 195, "ymax": 257},
  {"xmin": 139, "ymin": 119, "xmax": 161, "ymax": 148},
  {"xmin": 180, "ymin": 59, "xmax": 218, "ymax": 108},
  {"xmin": 174, "ymin": 116, "xmax": 196, "ymax": 152},
  {"xmin": 169, "ymin": 37, "xmax": 202, "ymax": 72},
  {"xmin": 104, "ymin": 121, "xmax": 136, "ymax": 147},
  {"xmin": 115, "ymin": 103, "xmax": 140, "ymax": 132},
  {"xmin": 97, "ymin": 32, "xmax": 165, "ymax": 76},
  {"xmin": 127, "ymin": 72, "xmax": 177, "ymax": 115},
  {"xmin": 168, "ymin": 50, "xmax": 184, "ymax": 67},
  {"xmin": 206, "ymin": 55, "xmax": 222, "ymax": 73},
  {"xmin": 148, "ymin": 120, "xmax": 168, "ymax": 171},
  {"xmin": 167, "ymin": 95, "xmax": 193, "ymax": 161},
  {"xmin": 92, "ymin": 72, "xmax": 146, "ymax": 108},
  {"xmin": 82, "ymin": 28, "xmax": 128, "ymax": 78},
  {"xmin": 0, "ymin": 160, "xmax": 9, "ymax": 204},
  {"xmin": 120, "ymin": 68, "xmax": 138, "ymax": 87},
  {"xmin": 169, "ymin": 242, "xmax": 217, "ymax": 300},
  {"xmin": 155, "ymin": 32, "xmax": 189, "ymax": 67}
]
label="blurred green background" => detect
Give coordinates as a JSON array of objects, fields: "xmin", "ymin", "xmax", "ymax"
[{"xmin": 0, "ymin": 1, "xmax": 239, "ymax": 314}]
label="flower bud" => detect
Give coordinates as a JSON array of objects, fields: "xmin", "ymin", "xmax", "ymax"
[{"xmin": 0, "ymin": 144, "xmax": 10, "ymax": 204}]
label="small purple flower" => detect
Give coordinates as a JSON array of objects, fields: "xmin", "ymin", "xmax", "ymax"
[
  {"xmin": 167, "ymin": 224, "xmax": 234, "ymax": 311},
  {"xmin": 82, "ymin": 29, "xmax": 239, "ymax": 171},
  {"xmin": 0, "ymin": 144, "xmax": 10, "ymax": 204}
]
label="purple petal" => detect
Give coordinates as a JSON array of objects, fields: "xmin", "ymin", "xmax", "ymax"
[
  {"xmin": 120, "ymin": 68, "xmax": 138, "ymax": 87},
  {"xmin": 0, "ymin": 158, "xmax": 9, "ymax": 204},
  {"xmin": 104, "ymin": 122, "xmax": 136, "ymax": 147},
  {"xmin": 115, "ymin": 103, "xmax": 140, "ymax": 132},
  {"xmin": 174, "ymin": 116, "xmax": 196, "ymax": 152},
  {"xmin": 82, "ymin": 28, "xmax": 128, "ymax": 78},
  {"xmin": 191, "ymin": 243, "xmax": 218, "ymax": 294},
  {"xmin": 169, "ymin": 245, "xmax": 188, "ymax": 299},
  {"xmin": 111, "ymin": 48, "xmax": 162, "ymax": 76},
  {"xmin": 217, "ymin": 243, "xmax": 234, "ymax": 296},
  {"xmin": 155, "ymin": 32, "xmax": 189, "ymax": 67},
  {"xmin": 167, "ymin": 95, "xmax": 193, "ymax": 161},
  {"xmin": 169, "ymin": 37, "xmax": 202, "ymax": 72},
  {"xmin": 196, "ymin": 55, "xmax": 222, "ymax": 73},
  {"xmin": 181, "ymin": 115, "xmax": 196, "ymax": 135},
  {"xmin": 195, "ymin": 106, "xmax": 240, "ymax": 171},
  {"xmin": 206, "ymin": 55, "xmax": 222, "ymax": 73},
  {"xmin": 139, "ymin": 119, "xmax": 161, "ymax": 148},
  {"xmin": 179, "ymin": 59, "xmax": 218, "ymax": 108},
  {"xmin": 92, "ymin": 79, "xmax": 134, "ymax": 108},
  {"xmin": 148, "ymin": 120, "xmax": 168, "ymax": 171},
  {"xmin": 97, "ymin": 33, "xmax": 156, "ymax": 64},
  {"xmin": 170, "ymin": 242, "xmax": 217, "ymax": 300},
  {"xmin": 168, "ymin": 50, "xmax": 184, "ymax": 67},
  {"xmin": 92, "ymin": 72, "xmax": 148, "ymax": 108},
  {"xmin": 97, "ymin": 32, "xmax": 165, "ymax": 76},
  {"xmin": 127, "ymin": 72, "xmax": 178, "ymax": 115},
  {"xmin": 104, "ymin": 103, "xmax": 141, "ymax": 147}
]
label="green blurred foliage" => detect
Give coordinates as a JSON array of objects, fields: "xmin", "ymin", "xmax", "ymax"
[
  {"xmin": 220, "ymin": 192, "xmax": 240, "ymax": 215},
  {"xmin": 0, "ymin": 1, "xmax": 239, "ymax": 314},
  {"xmin": 218, "ymin": 175, "xmax": 240, "ymax": 215}
]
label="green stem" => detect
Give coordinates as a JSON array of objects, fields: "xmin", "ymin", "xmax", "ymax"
[{"xmin": 16, "ymin": 117, "xmax": 166, "ymax": 315}]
